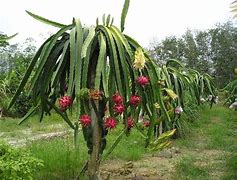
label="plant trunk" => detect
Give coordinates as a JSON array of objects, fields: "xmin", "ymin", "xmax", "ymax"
[
  {"xmin": 88, "ymin": 49, "xmax": 102, "ymax": 179},
  {"xmin": 88, "ymin": 106, "xmax": 102, "ymax": 180}
]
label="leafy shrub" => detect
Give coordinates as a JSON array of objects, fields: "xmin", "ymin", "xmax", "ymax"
[
  {"xmin": 0, "ymin": 141, "xmax": 43, "ymax": 180},
  {"xmin": 0, "ymin": 74, "xmax": 32, "ymax": 117},
  {"xmin": 13, "ymin": 93, "xmax": 33, "ymax": 117}
]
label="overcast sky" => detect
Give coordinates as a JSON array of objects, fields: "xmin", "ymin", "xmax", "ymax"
[{"xmin": 0, "ymin": 0, "xmax": 234, "ymax": 48}]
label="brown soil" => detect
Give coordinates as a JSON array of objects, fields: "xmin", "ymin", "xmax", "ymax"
[
  {"xmin": 100, "ymin": 147, "xmax": 229, "ymax": 180},
  {"xmin": 100, "ymin": 148, "xmax": 182, "ymax": 180}
]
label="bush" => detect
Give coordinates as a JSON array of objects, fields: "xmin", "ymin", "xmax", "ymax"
[
  {"xmin": 13, "ymin": 93, "xmax": 33, "ymax": 117},
  {"xmin": 0, "ymin": 141, "xmax": 43, "ymax": 180}
]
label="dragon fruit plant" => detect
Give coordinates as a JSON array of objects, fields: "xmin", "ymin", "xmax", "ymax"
[
  {"xmin": 152, "ymin": 59, "xmax": 217, "ymax": 138},
  {"xmin": 7, "ymin": 0, "xmax": 173, "ymax": 178},
  {"xmin": 7, "ymin": 0, "xmax": 218, "ymax": 178},
  {"xmin": 222, "ymin": 68, "xmax": 237, "ymax": 108}
]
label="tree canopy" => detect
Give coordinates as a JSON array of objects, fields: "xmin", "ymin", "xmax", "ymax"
[{"xmin": 149, "ymin": 21, "xmax": 237, "ymax": 87}]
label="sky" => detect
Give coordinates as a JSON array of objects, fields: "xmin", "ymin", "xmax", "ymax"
[{"xmin": 0, "ymin": 0, "xmax": 234, "ymax": 48}]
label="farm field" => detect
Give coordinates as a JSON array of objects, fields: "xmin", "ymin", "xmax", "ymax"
[
  {"xmin": 1, "ymin": 105, "xmax": 236, "ymax": 179},
  {"xmin": 1, "ymin": 0, "xmax": 237, "ymax": 179}
]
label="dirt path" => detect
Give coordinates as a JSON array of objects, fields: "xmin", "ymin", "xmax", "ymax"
[
  {"xmin": 1, "ymin": 124, "xmax": 72, "ymax": 147},
  {"xmin": 5, "ymin": 131, "xmax": 70, "ymax": 147}
]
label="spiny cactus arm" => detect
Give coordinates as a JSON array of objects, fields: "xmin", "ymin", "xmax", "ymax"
[
  {"xmin": 166, "ymin": 59, "xmax": 185, "ymax": 68},
  {"xmin": 29, "ymin": 25, "xmax": 73, "ymax": 94},
  {"xmin": 26, "ymin": 10, "xmax": 67, "ymax": 28},
  {"xmin": 0, "ymin": 33, "xmax": 18, "ymax": 42},
  {"xmin": 120, "ymin": 0, "xmax": 130, "ymax": 32}
]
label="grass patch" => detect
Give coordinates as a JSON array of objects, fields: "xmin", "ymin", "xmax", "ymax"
[
  {"xmin": 174, "ymin": 156, "xmax": 209, "ymax": 180},
  {"xmin": 106, "ymin": 128, "xmax": 147, "ymax": 161},
  {"xmin": 173, "ymin": 105, "xmax": 237, "ymax": 179},
  {"xmin": 2, "ymin": 105, "xmax": 236, "ymax": 179},
  {"xmin": 0, "ymin": 113, "xmax": 68, "ymax": 131},
  {"xmin": 28, "ymin": 137, "xmax": 87, "ymax": 180},
  {"xmin": 26, "ymin": 124, "xmax": 148, "ymax": 179},
  {"xmin": 221, "ymin": 155, "xmax": 237, "ymax": 180}
]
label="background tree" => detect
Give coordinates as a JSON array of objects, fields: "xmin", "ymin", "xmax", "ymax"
[
  {"xmin": 0, "ymin": 35, "xmax": 36, "ymax": 117},
  {"xmin": 182, "ymin": 30, "xmax": 199, "ymax": 69},
  {"xmin": 209, "ymin": 22, "xmax": 237, "ymax": 87},
  {"xmin": 148, "ymin": 21, "xmax": 237, "ymax": 88},
  {"xmin": 194, "ymin": 30, "xmax": 212, "ymax": 74},
  {"xmin": 149, "ymin": 36, "xmax": 185, "ymax": 65}
]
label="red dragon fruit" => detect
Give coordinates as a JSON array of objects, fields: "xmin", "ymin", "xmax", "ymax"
[
  {"xmin": 136, "ymin": 76, "xmax": 149, "ymax": 86},
  {"xmin": 79, "ymin": 114, "xmax": 91, "ymax": 127},
  {"xmin": 113, "ymin": 104, "xmax": 125, "ymax": 114},
  {"xmin": 59, "ymin": 96, "xmax": 73, "ymax": 111},
  {"xmin": 112, "ymin": 93, "xmax": 123, "ymax": 104},
  {"xmin": 129, "ymin": 95, "xmax": 142, "ymax": 106},
  {"xmin": 104, "ymin": 117, "xmax": 117, "ymax": 129}
]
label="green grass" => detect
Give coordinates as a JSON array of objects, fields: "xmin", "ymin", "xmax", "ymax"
[
  {"xmin": 28, "ymin": 137, "xmax": 87, "ymax": 180},
  {"xmin": 25, "ymin": 124, "xmax": 148, "ymax": 179},
  {"xmin": 174, "ymin": 156, "xmax": 209, "ymax": 180},
  {"xmin": 221, "ymin": 155, "xmax": 237, "ymax": 180},
  {"xmin": 105, "ymin": 127, "xmax": 147, "ymax": 161},
  {"xmin": 173, "ymin": 105, "xmax": 237, "ymax": 179},
  {"xmin": 1, "ymin": 112, "xmax": 148, "ymax": 178}
]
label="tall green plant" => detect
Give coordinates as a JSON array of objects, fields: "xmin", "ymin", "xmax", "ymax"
[
  {"xmin": 150, "ymin": 59, "xmax": 216, "ymax": 135},
  {"xmin": 8, "ymin": 0, "xmax": 170, "ymax": 178},
  {"xmin": 222, "ymin": 69, "xmax": 237, "ymax": 107},
  {"xmin": 8, "ymin": 1, "xmax": 217, "ymax": 178}
]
